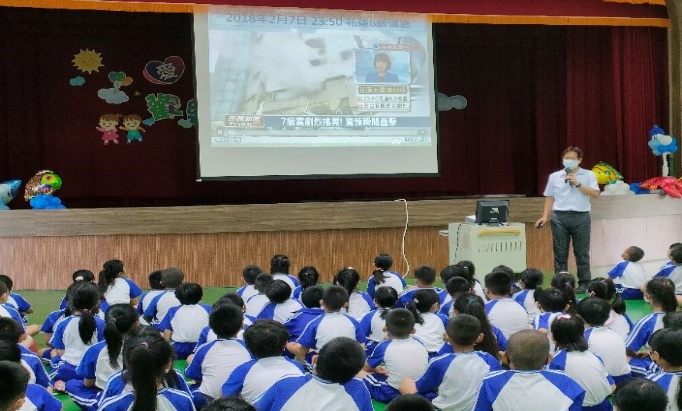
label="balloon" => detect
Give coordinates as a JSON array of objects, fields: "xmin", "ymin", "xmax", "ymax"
[
  {"xmin": 24, "ymin": 170, "xmax": 63, "ymax": 201},
  {"xmin": 29, "ymin": 194, "xmax": 65, "ymax": 210},
  {"xmin": 121, "ymin": 77, "xmax": 133, "ymax": 86},
  {"xmin": 591, "ymin": 161, "xmax": 623, "ymax": 185},
  {"xmin": 0, "ymin": 179, "xmax": 21, "ymax": 210}
]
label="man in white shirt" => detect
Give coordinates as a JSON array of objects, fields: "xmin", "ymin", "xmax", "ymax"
[{"xmin": 536, "ymin": 146, "xmax": 600, "ymax": 292}]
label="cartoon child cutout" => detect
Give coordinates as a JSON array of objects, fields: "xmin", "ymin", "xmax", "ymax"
[
  {"xmin": 97, "ymin": 113, "xmax": 122, "ymax": 145},
  {"xmin": 121, "ymin": 114, "xmax": 146, "ymax": 144}
]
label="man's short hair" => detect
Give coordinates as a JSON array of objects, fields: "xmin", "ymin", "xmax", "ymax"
[
  {"xmin": 613, "ymin": 378, "xmax": 668, "ymax": 411},
  {"xmin": 174, "ymin": 282, "xmax": 203, "ymax": 305},
  {"xmin": 322, "ymin": 286, "xmax": 349, "ymax": 311},
  {"xmin": 414, "ymin": 265, "xmax": 436, "ymax": 285},
  {"xmin": 314, "ymin": 337, "xmax": 365, "ymax": 383},
  {"xmin": 562, "ymin": 146, "xmax": 584, "ymax": 159},
  {"xmin": 243, "ymin": 320, "xmax": 290, "ymax": 359},
  {"xmin": 506, "ymin": 330, "xmax": 549, "ymax": 370},
  {"xmin": 160, "ymin": 267, "xmax": 184, "ymax": 288},
  {"xmin": 385, "ymin": 308, "xmax": 415, "ymax": 338},
  {"xmin": 577, "ymin": 297, "xmax": 611, "ymax": 326},
  {"xmin": 265, "ymin": 280, "xmax": 292, "ymax": 304},
  {"xmin": 446, "ymin": 314, "xmax": 481, "ymax": 346},
  {"xmin": 0, "ymin": 360, "xmax": 30, "ymax": 411},
  {"xmin": 209, "ymin": 304, "xmax": 244, "ymax": 339},
  {"xmin": 484, "ymin": 271, "xmax": 512, "ymax": 296}
]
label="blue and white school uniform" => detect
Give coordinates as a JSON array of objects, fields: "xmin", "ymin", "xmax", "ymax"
[
  {"xmin": 345, "ymin": 291, "xmax": 375, "ymax": 320},
  {"xmin": 608, "ymin": 261, "xmax": 646, "ymax": 299},
  {"xmin": 648, "ymin": 371, "xmax": 682, "ymax": 411},
  {"xmin": 439, "ymin": 299, "xmax": 455, "ymax": 318},
  {"xmin": 194, "ymin": 314, "xmax": 255, "ymax": 349},
  {"xmin": 366, "ymin": 271, "xmax": 406, "ymax": 299},
  {"xmin": 413, "ymin": 312, "xmax": 448, "ymax": 355},
  {"xmin": 7, "ymin": 292, "xmax": 32, "ymax": 325},
  {"xmin": 254, "ymin": 374, "xmax": 373, "ymax": 411},
  {"xmin": 96, "ymin": 388, "xmax": 196, "ymax": 411},
  {"xmin": 605, "ymin": 310, "xmax": 632, "ymax": 341},
  {"xmin": 22, "ymin": 383, "xmax": 63, "ymax": 411},
  {"xmin": 19, "ymin": 346, "xmax": 50, "ymax": 389},
  {"xmin": 221, "ymin": 357, "xmax": 305, "ymax": 404},
  {"xmin": 184, "ymin": 339, "xmax": 252, "ymax": 402},
  {"xmin": 236, "ymin": 284, "xmax": 258, "ymax": 302},
  {"xmin": 49, "ymin": 314, "xmax": 106, "ymax": 383},
  {"xmin": 363, "ymin": 337, "xmax": 429, "ymax": 403},
  {"xmin": 532, "ymin": 311, "xmax": 564, "ymax": 352},
  {"xmin": 256, "ymin": 299, "xmax": 304, "ymax": 323},
  {"xmin": 549, "ymin": 349, "xmax": 614, "ymax": 411},
  {"xmin": 41, "ymin": 309, "xmax": 66, "ymax": 336},
  {"xmin": 283, "ymin": 308, "xmax": 324, "ymax": 342},
  {"xmin": 585, "ymin": 326, "xmax": 631, "ymax": 384},
  {"xmin": 99, "ymin": 369, "xmax": 191, "ymax": 406},
  {"xmin": 359, "ymin": 309, "xmax": 389, "ymax": 355},
  {"xmin": 395, "ymin": 287, "xmax": 446, "ymax": 308},
  {"xmin": 473, "ymin": 280, "xmax": 488, "ymax": 301},
  {"xmin": 143, "ymin": 290, "xmax": 181, "ymax": 330},
  {"xmin": 484, "ymin": 298, "xmax": 529, "ymax": 339},
  {"xmin": 272, "ymin": 273, "xmax": 301, "ymax": 291},
  {"xmin": 65, "ymin": 340, "xmax": 122, "ymax": 411},
  {"xmin": 136, "ymin": 289, "xmax": 165, "ymax": 325},
  {"xmin": 100, "ymin": 278, "xmax": 142, "ymax": 313},
  {"xmin": 296, "ymin": 312, "xmax": 366, "ymax": 351},
  {"xmin": 654, "ymin": 265, "xmax": 682, "ymax": 295},
  {"xmin": 513, "ymin": 289, "xmax": 541, "ymax": 322},
  {"xmin": 472, "ymin": 369, "xmax": 585, "ymax": 411},
  {"xmin": 0, "ymin": 303, "xmax": 25, "ymax": 332},
  {"xmin": 438, "ymin": 324, "xmax": 508, "ymax": 355},
  {"xmin": 625, "ymin": 311, "xmax": 665, "ymax": 353},
  {"xmin": 244, "ymin": 294, "xmax": 270, "ymax": 318},
  {"xmin": 159, "ymin": 304, "xmax": 211, "ymax": 359},
  {"xmin": 415, "ymin": 350, "xmax": 502, "ymax": 411}
]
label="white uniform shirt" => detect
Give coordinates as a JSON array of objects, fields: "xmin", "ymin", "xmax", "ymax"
[{"xmin": 543, "ymin": 167, "xmax": 599, "ymax": 212}]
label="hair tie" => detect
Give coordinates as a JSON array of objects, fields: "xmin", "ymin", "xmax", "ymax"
[
  {"xmin": 556, "ymin": 314, "xmax": 571, "ymax": 320},
  {"xmin": 463, "ymin": 267, "xmax": 469, "ymax": 272},
  {"xmin": 140, "ymin": 342, "xmax": 148, "ymax": 348},
  {"xmin": 74, "ymin": 276, "xmax": 84, "ymax": 281},
  {"xmin": 467, "ymin": 297, "xmax": 478, "ymax": 304},
  {"xmin": 110, "ymin": 317, "xmax": 117, "ymax": 323},
  {"xmin": 565, "ymin": 282, "xmax": 572, "ymax": 289},
  {"xmin": 413, "ymin": 298, "xmax": 419, "ymax": 304},
  {"xmin": 82, "ymin": 308, "xmax": 90, "ymax": 314}
]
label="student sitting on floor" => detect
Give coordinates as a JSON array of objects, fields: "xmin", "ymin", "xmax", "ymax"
[
  {"xmin": 367, "ymin": 253, "xmax": 406, "ymax": 299},
  {"xmin": 236, "ymin": 265, "xmax": 263, "ymax": 303},
  {"xmin": 587, "ymin": 278, "xmax": 632, "ymax": 340},
  {"xmin": 244, "ymin": 274, "xmax": 274, "ymax": 318},
  {"xmin": 0, "ymin": 342, "xmax": 61, "ymax": 411},
  {"xmin": 359, "ymin": 286, "xmax": 398, "ymax": 356},
  {"xmin": 222, "ymin": 320, "xmax": 304, "ymax": 404},
  {"xmin": 334, "ymin": 268, "xmax": 375, "ymax": 321},
  {"xmin": 0, "ymin": 318, "xmax": 50, "ymax": 390},
  {"xmin": 608, "ymin": 246, "xmax": 647, "ymax": 300},
  {"xmin": 136, "ymin": 270, "xmax": 165, "ymax": 326},
  {"xmin": 625, "ymin": 278, "xmax": 677, "ymax": 359},
  {"xmin": 0, "ymin": 360, "xmax": 31, "ymax": 411},
  {"xmin": 0, "ymin": 275, "xmax": 40, "ymax": 336},
  {"xmin": 472, "ymin": 329, "xmax": 585, "ymax": 411},
  {"xmin": 646, "ymin": 328, "xmax": 682, "ymax": 411},
  {"xmin": 532, "ymin": 288, "xmax": 569, "ymax": 353},
  {"xmin": 399, "ymin": 314, "xmax": 502, "ymax": 411},
  {"xmin": 484, "ymin": 270, "xmax": 529, "ymax": 339},
  {"xmin": 142, "ymin": 267, "xmax": 184, "ymax": 330},
  {"xmin": 406, "ymin": 289, "xmax": 448, "ymax": 356},
  {"xmin": 97, "ymin": 260, "xmax": 142, "ymax": 314},
  {"xmin": 358, "ymin": 308, "xmax": 429, "ymax": 404},
  {"xmin": 159, "ymin": 282, "xmax": 211, "ymax": 360},
  {"xmin": 438, "ymin": 276, "xmax": 472, "ymax": 317},
  {"xmin": 512, "ymin": 268, "xmax": 544, "ymax": 323},
  {"xmin": 292, "ymin": 266, "xmax": 319, "ymax": 301},
  {"xmin": 269, "ymin": 254, "xmax": 301, "ymax": 291},
  {"xmin": 254, "ymin": 336, "xmax": 373, "ymax": 411},
  {"xmin": 395, "ymin": 265, "xmax": 446, "ymax": 308},
  {"xmin": 283, "ymin": 286, "xmax": 324, "ymax": 343},
  {"xmin": 255, "ymin": 280, "xmax": 303, "ymax": 324},
  {"xmin": 613, "ymin": 377, "xmax": 668, "ymax": 411}
]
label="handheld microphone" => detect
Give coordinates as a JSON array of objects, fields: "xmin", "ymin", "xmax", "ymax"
[{"xmin": 564, "ymin": 168, "xmax": 573, "ymax": 186}]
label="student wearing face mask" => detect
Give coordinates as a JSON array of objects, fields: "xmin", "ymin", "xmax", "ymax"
[{"xmin": 535, "ymin": 146, "xmax": 600, "ymax": 293}]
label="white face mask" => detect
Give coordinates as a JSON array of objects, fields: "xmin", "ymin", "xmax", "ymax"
[{"xmin": 563, "ymin": 159, "xmax": 579, "ymax": 170}]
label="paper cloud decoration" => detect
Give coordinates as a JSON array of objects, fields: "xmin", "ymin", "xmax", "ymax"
[
  {"xmin": 437, "ymin": 93, "xmax": 468, "ymax": 111},
  {"xmin": 648, "ymin": 125, "xmax": 678, "ymax": 156}
]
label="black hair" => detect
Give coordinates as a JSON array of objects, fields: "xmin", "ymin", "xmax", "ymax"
[
  {"xmin": 71, "ymin": 281, "xmax": 101, "ymax": 345},
  {"xmin": 242, "ymin": 265, "xmax": 263, "ymax": 285},
  {"xmin": 322, "ymin": 285, "xmax": 349, "ymax": 311},
  {"xmin": 447, "ymin": 314, "xmax": 481, "ymax": 346},
  {"xmin": 385, "ymin": 394, "xmax": 435, "ymax": 411},
  {"xmin": 670, "ymin": 244, "xmax": 682, "ymax": 264},
  {"xmin": 314, "ymin": 336, "xmax": 365, "ymax": 383},
  {"xmin": 373, "ymin": 52, "xmax": 393, "ymax": 70},
  {"xmin": 535, "ymin": 288, "xmax": 568, "ymax": 313},
  {"xmin": 375, "ymin": 286, "xmax": 399, "ymax": 310},
  {"xmin": 613, "ymin": 377, "xmax": 668, "ymax": 411},
  {"xmin": 0, "ymin": 317, "xmax": 23, "ymax": 343},
  {"xmin": 98, "ymin": 259, "xmax": 123, "ymax": 297},
  {"xmin": 243, "ymin": 319, "xmax": 289, "ymax": 359},
  {"xmin": 104, "ymin": 303, "xmax": 139, "ymax": 368},
  {"xmin": 507, "ymin": 329, "xmax": 549, "ymax": 370},
  {"xmin": 147, "ymin": 270, "xmax": 164, "ymax": 290},
  {"xmin": 218, "ymin": 293, "xmax": 245, "ymax": 310},
  {"xmin": 0, "ymin": 275, "xmax": 13, "ymax": 291},
  {"xmin": 550, "ymin": 315, "xmax": 588, "ymax": 352},
  {"xmin": 0, "ymin": 360, "xmax": 29, "ymax": 411},
  {"xmin": 0, "ymin": 282, "xmax": 7, "ymax": 298},
  {"xmin": 265, "ymin": 280, "xmax": 292, "ymax": 304},
  {"xmin": 446, "ymin": 276, "xmax": 471, "ymax": 297},
  {"xmin": 385, "ymin": 308, "xmax": 415, "ymax": 338},
  {"xmin": 406, "ymin": 289, "xmax": 439, "ymax": 325},
  {"xmin": 72, "ymin": 269, "xmax": 95, "ymax": 283},
  {"xmin": 210, "ymin": 304, "xmax": 244, "ymax": 339},
  {"xmin": 439, "ymin": 265, "xmax": 467, "ymax": 286},
  {"xmin": 550, "ymin": 272, "xmax": 578, "ymax": 314},
  {"xmin": 626, "ymin": 246, "xmax": 645, "ymax": 262},
  {"xmin": 160, "ymin": 267, "xmax": 184, "ymax": 288},
  {"xmin": 587, "ymin": 277, "xmax": 626, "ymax": 315},
  {"xmin": 519, "ymin": 268, "xmax": 544, "ymax": 290},
  {"xmin": 174, "ymin": 282, "xmax": 203, "ymax": 305},
  {"xmin": 0, "ymin": 340, "xmax": 21, "ymax": 362},
  {"xmin": 301, "ymin": 285, "xmax": 324, "ymax": 309},
  {"xmin": 204, "ymin": 396, "xmax": 256, "ymax": 411},
  {"xmin": 649, "ymin": 329, "xmax": 682, "ymax": 411},
  {"xmin": 254, "ymin": 273, "xmax": 274, "ymax": 294},
  {"xmin": 663, "ymin": 311, "xmax": 682, "ymax": 330},
  {"xmin": 645, "ymin": 278, "xmax": 678, "ymax": 313},
  {"xmin": 484, "ymin": 271, "xmax": 512, "ymax": 296},
  {"xmin": 297, "ymin": 266, "xmax": 319, "ymax": 289},
  {"xmin": 492, "ymin": 265, "xmax": 515, "ymax": 277},
  {"xmin": 414, "ymin": 265, "xmax": 436, "ymax": 285},
  {"xmin": 454, "ymin": 260, "xmax": 476, "ymax": 283},
  {"xmin": 270, "ymin": 254, "xmax": 291, "ymax": 274},
  {"xmin": 123, "ymin": 329, "xmax": 174, "ymax": 411},
  {"xmin": 372, "ymin": 253, "xmax": 393, "ymax": 285},
  {"xmin": 333, "ymin": 268, "xmax": 361, "ymax": 298},
  {"xmin": 453, "ymin": 293, "xmax": 500, "ymax": 359},
  {"xmin": 577, "ymin": 297, "xmax": 611, "ymax": 326}
]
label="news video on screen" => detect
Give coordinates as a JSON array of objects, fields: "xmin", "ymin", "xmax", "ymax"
[{"xmin": 194, "ymin": 6, "xmax": 439, "ymax": 179}]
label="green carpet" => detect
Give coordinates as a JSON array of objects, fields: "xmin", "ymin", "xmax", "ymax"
[{"xmin": 15, "ymin": 287, "xmax": 652, "ymax": 411}]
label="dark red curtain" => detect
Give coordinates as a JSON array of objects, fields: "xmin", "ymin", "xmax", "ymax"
[{"xmin": 0, "ymin": 7, "xmax": 668, "ymax": 208}]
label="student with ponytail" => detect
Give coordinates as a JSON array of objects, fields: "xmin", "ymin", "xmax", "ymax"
[
  {"xmin": 292, "ymin": 266, "xmax": 319, "ymax": 300},
  {"xmin": 647, "ymin": 329, "xmax": 682, "ymax": 411},
  {"xmin": 406, "ymin": 289, "xmax": 447, "ymax": 356},
  {"xmin": 626, "ymin": 278, "xmax": 678, "ymax": 358},
  {"xmin": 97, "ymin": 329, "xmax": 195, "ymax": 411},
  {"xmin": 50, "ymin": 281, "xmax": 105, "ymax": 390},
  {"xmin": 587, "ymin": 277, "xmax": 632, "ymax": 339},
  {"xmin": 66, "ymin": 303, "xmax": 139, "ymax": 411},
  {"xmin": 98, "ymin": 260, "xmax": 142, "ymax": 314},
  {"xmin": 367, "ymin": 253, "xmax": 406, "ymax": 299},
  {"xmin": 359, "ymin": 286, "xmax": 399, "ymax": 356},
  {"xmin": 334, "ymin": 268, "xmax": 375, "ymax": 320},
  {"xmin": 443, "ymin": 293, "xmax": 504, "ymax": 357}
]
